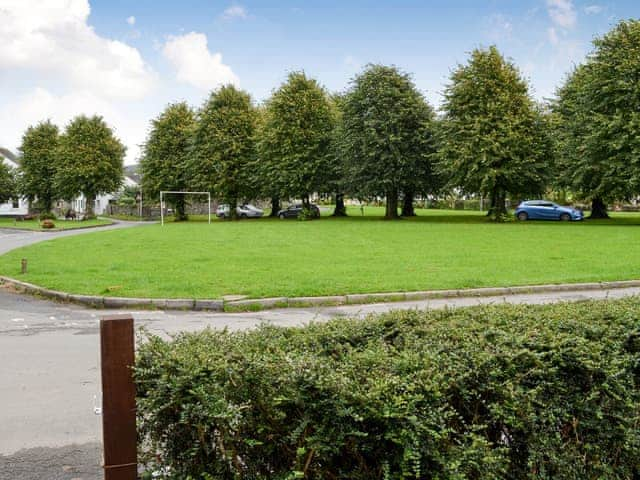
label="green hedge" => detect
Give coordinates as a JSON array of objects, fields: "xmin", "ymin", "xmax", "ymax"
[{"xmin": 135, "ymin": 299, "xmax": 640, "ymax": 479}]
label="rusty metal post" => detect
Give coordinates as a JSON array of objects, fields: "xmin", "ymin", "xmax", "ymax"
[
  {"xmin": 100, "ymin": 315, "xmax": 137, "ymax": 480},
  {"xmin": 21, "ymin": 258, "xmax": 27, "ymax": 274}
]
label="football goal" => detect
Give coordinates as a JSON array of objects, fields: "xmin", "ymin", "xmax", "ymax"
[{"xmin": 159, "ymin": 191, "xmax": 211, "ymax": 225}]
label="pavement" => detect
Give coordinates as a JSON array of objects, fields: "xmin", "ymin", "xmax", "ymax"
[{"xmin": 2, "ymin": 221, "xmax": 640, "ymax": 479}]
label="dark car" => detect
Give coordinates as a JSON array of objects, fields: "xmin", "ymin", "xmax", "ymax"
[
  {"xmin": 277, "ymin": 204, "xmax": 320, "ymax": 219},
  {"xmin": 515, "ymin": 200, "xmax": 583, "ymax": 221}
]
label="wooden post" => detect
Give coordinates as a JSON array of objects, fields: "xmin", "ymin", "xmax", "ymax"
[{"xmin": 100, "ymin": 315, "xmax": 137, "ymax": 480}]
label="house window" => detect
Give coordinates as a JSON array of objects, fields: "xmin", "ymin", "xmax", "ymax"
[{"xmin": 12, "ymin": 199, "xmax": 19, "ymax": 209}]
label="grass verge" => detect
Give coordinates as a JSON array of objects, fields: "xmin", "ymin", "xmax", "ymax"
[
  {"xmin": 0, "ymin": 217, "xmax": 113, "ymax": 231},
  {"xmin": 1, "ymin": 208, "xmax": 639, "ymax": 298}
]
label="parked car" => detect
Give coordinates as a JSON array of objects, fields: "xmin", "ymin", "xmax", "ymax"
[
  {"xmin": 515, "ymin": 200, "xmax": 583, "ymax": 221},
  {"xmin": 216, "ymin": 204, "xmax": 263, "ymax": 219},
  {"xmin": 277, "ymin": 204, "xmax": 320, "ymax": 219}
]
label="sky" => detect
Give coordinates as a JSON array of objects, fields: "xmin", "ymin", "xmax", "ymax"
[{"xmin": 0, "ymin": 0, "xmax": 637, "ymax": 164}]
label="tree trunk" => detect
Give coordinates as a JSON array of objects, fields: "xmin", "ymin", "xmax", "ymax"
[
  {"xmin": 85, "ymin": 193, "xmax": 96, "ymax": 220},
  {"xmin": 332, "ymin": 193, "xmax": 347, "ymax": 217},
  {"xmin": 589, "ymin": 197, "xmax": 609, "ymax": 219},
  {"xmin": 42, "ymin": 196, "xmax": 53, "ymax": 214},
  {"xmin": 385, "ymin": 190, "xmax": 399, "ymax": 219},
  {"xmin": 301, "ymin": 194, "xmax": 311, "ymax": 210},
  {"xmin": 487, "ymin": 188, "xmax": 507, "ymax": 221},
  {"xmin": 269, "ymin": 197, "xmax": 280, "ymax": 217},
  {"xmin": 229, "ymin": 197, "xmax": 238, "ymax": 220},
  {"xmin": 174, "ymin": 195, "xmax": 188, "ymax": 221},
  {"xmin": 401, "ymin": 191, "xmax": 416, "ymax": 217}
]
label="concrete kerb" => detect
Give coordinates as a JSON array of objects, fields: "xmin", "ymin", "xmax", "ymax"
[{"xmin": 2, "ymin": 275, "xmax": 640, "ymax": 312}]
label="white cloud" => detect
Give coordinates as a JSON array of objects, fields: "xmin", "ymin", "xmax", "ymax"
[
  {"xmin": 0, "ymin": 88, "xmax": 148, "ymax": 163},
  {"xmin": 221, "ymin": 5, "xmax": 247, "ymax": 21},
  {"xmin": 162, "ymin": 32, "xmax": 239, "ymax": 91},
  {"xmin": 483, "ymin": 13, "xmax": 513, "ymax": 41},
  {"xmin": 546, "ymin": 0, "xmax": 576, "ymax": 29},
  {"xmin": 548, "ymin": 27, "xmax": 559, "ymax": 45},
  {"xmin": 0, "ymin": 0, "xmax": 155, "ymax": 100},
  {"xmin": 126, "ymin": 15, "xmax": 136, "ymax": 25},
  {"xmin": 584, "ymin": 5, "xmax": 603, "ymax": 15}
]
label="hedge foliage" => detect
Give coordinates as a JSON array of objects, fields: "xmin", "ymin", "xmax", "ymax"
[{"xmin": 135, "ymin": 299, "xmax": 640, "ymax": 479}]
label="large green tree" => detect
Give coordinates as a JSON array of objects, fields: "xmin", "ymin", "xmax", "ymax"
[
  {"xmin": 141, "ymin": 102, "xmax": 196, "ymax": 221},
  {"xmin": 341, "ymin": 64, "xmax": 437, "ymax": 219},
  {"xmin": 258, "ymin": 72, "xmax": 335, "ymax": 213},
  {"xmin": 554, "ymin": 20, "xmax": 640, "ymax": 218},
  {"xmin": 190, "ymin": 85, "xmax": 257, "ymax": 220},
  {"xmin": 18, "ymin": 120, "xmax": 59, "ymax": 213},
  {"xmin": 0, "ymin": 160, "xmax": 16, "ymax": 204},
  {"xmin": 439, "ymin": 46, "xmax": 551, "ymax": 221},
  {"xmin": 56, "ymin": 115, "xmax": 125, "ymax": 219}
]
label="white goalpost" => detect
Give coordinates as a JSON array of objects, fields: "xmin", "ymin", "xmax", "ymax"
[{"xmin": 160, "ymin": 191, "xmax": 211, "ymax": 226}]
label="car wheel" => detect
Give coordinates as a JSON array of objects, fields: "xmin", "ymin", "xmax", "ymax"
[
  {"xmin": 517, "ymin": 212, "xmax": 528, "ymax": 221},
  {"xmin": 279, "ymin": 213, "xmax": 285, "ymax": 219},
  {"xmin": 241, "ymin": 213, "xmax": 248, "ymax": 218},
  {"xmin": 560, "ymin": 213, "xmax": 571, "ymax": 221}
]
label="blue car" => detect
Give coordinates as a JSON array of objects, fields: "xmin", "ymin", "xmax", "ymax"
[{"xmin": 515, "ymin": 200, "xmax": 583, "ymax": 221}]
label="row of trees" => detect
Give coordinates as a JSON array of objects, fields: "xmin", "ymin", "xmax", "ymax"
[
  {"xmin": 1, "ymin": 116, "xmax": 125, "ymax": 218},
  {"xmin": 142, "ymin": 46, "xmax": 553, "ymax": 222},
  {"xmin": 146, "ymin": 22, "xmax": 639, "ymax": 222},
  {"xmin": 4, "ymin": 20, "xmax": 637, "ymax": 222}
]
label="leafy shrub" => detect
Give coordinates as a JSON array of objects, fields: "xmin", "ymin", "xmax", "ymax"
[
  {"xmin": 40, "ymin": 219, "xmax": 55, "ymax": 229},
  {"xmin": 135, "ymin": 299, "xmax": 640, "ymax": 479},
  {"xmin": 298, "ymin": 206, "xmax": 319, "ymax": 221},
  {"xmin": 118, "ymin": 196, "xmax": 136, "ymax": 207},
  {"xmin": 38, "ymin": 212, "xmax": 56, "ymax": 220}
]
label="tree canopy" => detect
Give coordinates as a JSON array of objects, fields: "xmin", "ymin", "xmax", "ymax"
[
  {"xmin": 440, "ymin": 46, "xmax": 552, "ymax": 220},
  {"xmin": 258, "ymin": 71, "xmax": 336, "ymax": 212},
  {"xmin": 18, "ymin": 120, "xmax": 59, "ymax": 213},
  {"xmin": 554, "ymin": 19, "xmax": 640, "ymax": 218},
  {"xmin": 341, "ymin": 64, "xmax": 437, "ymax": 219},
  {"xmin": 141, "ymin": 102, "xmax": 196, "ymax": 221},
  {"xmin": 190, "ymin": 85, "xmax": 257, "ymax": 219},
  {"xmin": 56, "ymin": 115, "xmax": 125, "ymax": 218}
]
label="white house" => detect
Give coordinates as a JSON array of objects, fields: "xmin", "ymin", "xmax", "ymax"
[
  {"xmin": 68, "ymin": 174, "xmax": 139, "ymax": 216},
  {"xmin": 0, "ymin": 148, "xmax": 29, "ymax": 217}
]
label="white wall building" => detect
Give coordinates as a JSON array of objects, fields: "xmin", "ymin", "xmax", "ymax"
[
  {"xmin": 69, "ymin": 175, "xmax": 139, "ymax": 216},
  {"xmin": 0, "ymin": 149, "xmax": 29, "ymax": 217}
]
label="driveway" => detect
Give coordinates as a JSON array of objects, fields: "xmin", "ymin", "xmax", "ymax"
[{"xmin": 0, "ymin": 219, "xmax": 149, "ymax": 256}]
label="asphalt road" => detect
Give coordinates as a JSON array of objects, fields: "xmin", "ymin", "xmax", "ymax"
[
  {"xmin": 2, "ymin": 223, "xmax": 640, "ymax": 479},
  {"xmin": 0, "ymin": 220, "xmax": 147, "ymax": 256}
]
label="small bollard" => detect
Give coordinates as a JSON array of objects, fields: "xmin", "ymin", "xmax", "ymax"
[{"xmin": 21, "ymin": 258, "xmax": 27, "ymax": 274}]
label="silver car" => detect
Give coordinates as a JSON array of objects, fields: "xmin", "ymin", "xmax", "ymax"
[{"xmin": 216, "ymin": 204, "xmax": 263, "ymax": 219}]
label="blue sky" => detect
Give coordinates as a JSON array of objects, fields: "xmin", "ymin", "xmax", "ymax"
[{"xmin": 0, "ymin": 0, "xmax": 637, "ymax": 163}]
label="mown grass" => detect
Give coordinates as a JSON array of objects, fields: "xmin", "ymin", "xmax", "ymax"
[
  {"xmin": 0, "ymin": 217, "xmax": 113, "ymax": 231},
  {"xmin": 1, "ymin": 208, "xmax": 639, "ymax": 299}
]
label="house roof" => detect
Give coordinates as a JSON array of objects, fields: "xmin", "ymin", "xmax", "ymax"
[
  {"xmin": 124, "ymin": 164, "xmax": 141, "ymax": 184},
  {"xmin": 0, "ymin": 148, "xmax": 19, "ymax": 168}
]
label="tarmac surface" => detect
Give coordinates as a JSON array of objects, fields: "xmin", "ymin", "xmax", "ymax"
[{"xmin": 2, "ymin": 222, "xmax": 640, "ymax": 479}]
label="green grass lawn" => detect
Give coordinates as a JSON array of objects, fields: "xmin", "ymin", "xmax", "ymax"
[
  {"xmin": 0, "ymin": 217, "xmax": 113, "ymax": 231},
  {"xmin": 1, "ymin": 208, "xmax": 640, "ymax": 299}
]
